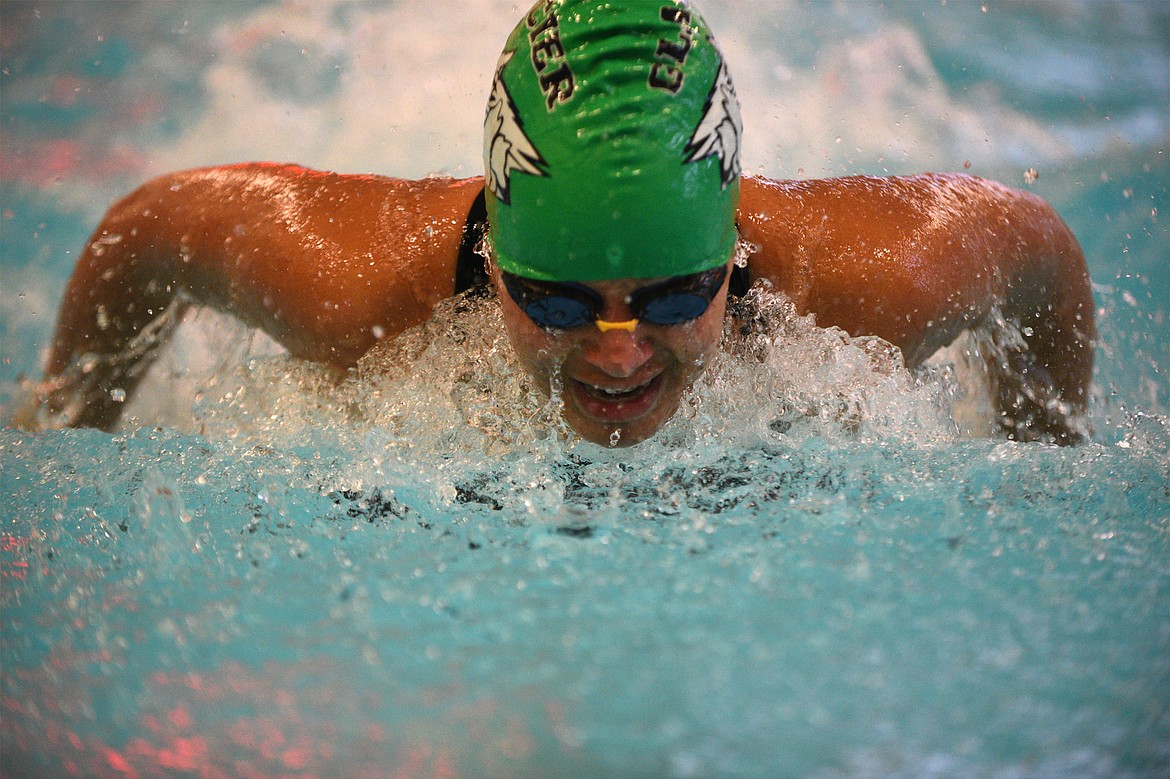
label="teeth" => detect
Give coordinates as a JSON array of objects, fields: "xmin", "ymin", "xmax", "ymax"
[{"xmin": 594, "ymin": 380, "xmax": 650, "ymax": 397}]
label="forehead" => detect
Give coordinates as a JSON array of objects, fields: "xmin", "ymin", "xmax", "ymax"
[
  {"xmin": 494, "ymin": 264, "xmax": 680, "ymax": 292},
  {"xmin": 577, "ymin": 276, "xmax": 680, "ymax": 296},
  {"xmin": 495, "ymin": 260, "xmax": 732, "ymax": 300},
  {"xmin": 512, "ymin": 276, "xmax": 715, "ymax": 306}
]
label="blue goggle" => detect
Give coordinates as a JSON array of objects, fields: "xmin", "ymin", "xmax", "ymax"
[{"xmin": 501, "ymin": 265, "xmax": 729, "ymax": 332}]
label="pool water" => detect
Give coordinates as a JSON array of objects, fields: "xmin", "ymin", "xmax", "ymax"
[{"xmin": 2, "ymin": 2, "xmax": 1167, "ymax": 777}]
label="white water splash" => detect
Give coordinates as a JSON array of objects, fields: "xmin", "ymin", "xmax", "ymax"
[{"xmin": 119, "ymin": 280, "xmax": 977, "ymax": 518}]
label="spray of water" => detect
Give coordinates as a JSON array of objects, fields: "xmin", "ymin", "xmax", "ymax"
[{"xmin": 111, "ymin": 272, "xmax": 980, "ymax": 523}]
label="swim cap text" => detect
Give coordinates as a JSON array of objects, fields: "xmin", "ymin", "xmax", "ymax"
[
  {"xmin": 649, "ymin": 6, "xmax": 696, "ymax": 94},
  {"xmin": 526, "ymin": 1, "xmax": 576, "ymax": 110}
]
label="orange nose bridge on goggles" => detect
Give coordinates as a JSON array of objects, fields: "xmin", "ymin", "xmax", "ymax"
[{"xmin": 595, "ymin": 318, "xmax": 639, "ymax": 333}]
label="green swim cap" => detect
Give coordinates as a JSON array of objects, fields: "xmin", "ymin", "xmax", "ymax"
[{"xmin": 483, "ymin": 0, "xmax": 742, "ymax": 282}]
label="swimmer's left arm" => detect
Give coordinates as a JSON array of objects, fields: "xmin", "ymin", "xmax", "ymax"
[{"xmin": 738, "ymin": 172, "xmax": 1096, "ymax": 444}]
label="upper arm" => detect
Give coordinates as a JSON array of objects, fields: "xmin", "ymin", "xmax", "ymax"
[
  {"xmin": 35, "ymin": 165, "xmax": 486, "ymax": 430},
  {"xmin": 172, "ymin": 165, "xmax": 486, "ymax": 366},
  {"xmin": 737, "ymin": 173, "xmax": 1091, "ymax": 366},
  {"xmin": 69, "ymin": 165, "xmax": 486, "ymax": 368},
  {"xmin": 737, "ymin": 172, "xmax": 1095, "ymax": 439}
]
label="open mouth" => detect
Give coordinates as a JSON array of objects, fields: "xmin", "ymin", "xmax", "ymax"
[
  {"xmin": 569, "ymin": 374, "xmax": 664, "ymax": 424},
  {"xmin": 582, "ymin": 379, "xmax": 654, "ymax": 401}
]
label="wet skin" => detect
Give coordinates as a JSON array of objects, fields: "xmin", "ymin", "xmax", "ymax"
[
  {"xmin": 26, "ymin": 166, "xmax": 1093, "ymax": 444},
  {"xmin": 492, "ymin": 262, "xmax": 732, "ymax": 447}
]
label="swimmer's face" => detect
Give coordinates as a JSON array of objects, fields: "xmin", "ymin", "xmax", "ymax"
[{"xmin": 493, "ymin": 263, "xmax": 731, "ymax": 447}]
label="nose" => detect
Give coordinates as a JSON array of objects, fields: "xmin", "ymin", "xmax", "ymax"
[{"xmin": 580, "ymin": 325, "xmax": 655, "ymax": 378}]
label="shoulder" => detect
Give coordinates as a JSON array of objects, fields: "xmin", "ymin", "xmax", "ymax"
[
  {"xmin": 135, "ymin": 162, "xmax": 485, "ymax": 214},
  {"xmin": 736, "ymin": 171, "xmax": 1055, "ymax": 276},
  {"xmin": 739, "ymin": 172, "xmax": 1032, "ymax": 222}
]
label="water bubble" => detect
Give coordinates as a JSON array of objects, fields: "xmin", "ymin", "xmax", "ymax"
[{"xmin": 733, "ymin": 237, "xmax": 757, "ymax": 268}]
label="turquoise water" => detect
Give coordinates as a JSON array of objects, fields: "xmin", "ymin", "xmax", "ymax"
[{"xmin": 1, "ymin": 2, "xmax": 1167, "ymax": 777}]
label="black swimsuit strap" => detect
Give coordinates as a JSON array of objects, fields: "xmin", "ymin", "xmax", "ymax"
[
  {"xmin": 454, "ymin": 189, "xmax": 489, "ymax": 294},
  {"xmin": 727, "ymin": 260, "xmax": 751, "ymax": 299}
]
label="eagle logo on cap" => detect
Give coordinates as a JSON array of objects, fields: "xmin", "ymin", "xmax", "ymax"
[
  {"xmin": 485, "ymin": 51, "xmax": 548, "ymax": 205},
  {"xmin": 683, "ymin": 58, "xmax": 742, "ymax": 189}
]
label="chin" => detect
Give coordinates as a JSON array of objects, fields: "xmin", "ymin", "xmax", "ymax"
[
  {"xmin": 576, "ymin": 422, "xmax": 658, "ymax": 448},
  {"xmin": 564, "ymin": 396, "xmax": 678, "ymax": 448}
]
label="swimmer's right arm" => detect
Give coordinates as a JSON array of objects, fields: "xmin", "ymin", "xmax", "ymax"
[{"xmin": 18, "ymin": 164, "xmax": 485, "ymax": 430}]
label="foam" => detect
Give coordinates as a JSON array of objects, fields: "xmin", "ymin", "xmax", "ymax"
[{"xmin": 119, "ymin": 283, "xmax": 971, "ymax": 517}]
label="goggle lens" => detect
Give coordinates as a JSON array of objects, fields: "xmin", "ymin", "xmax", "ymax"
[
  {"xmin": 639, "ymin": 293, "xmax": 712, "ymax": 324},
  {"xmin": 502, "ymin": 265, "xmax": 728, "ymax": 331},
  {"xmin": 525, "ymin": 296, "xmax": 594, "ymax": 329}
]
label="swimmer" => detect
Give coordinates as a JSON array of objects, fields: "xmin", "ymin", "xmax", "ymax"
[{"xmin": 18, "ymin": 0, "xmax": 1095, "ymax": 446}]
